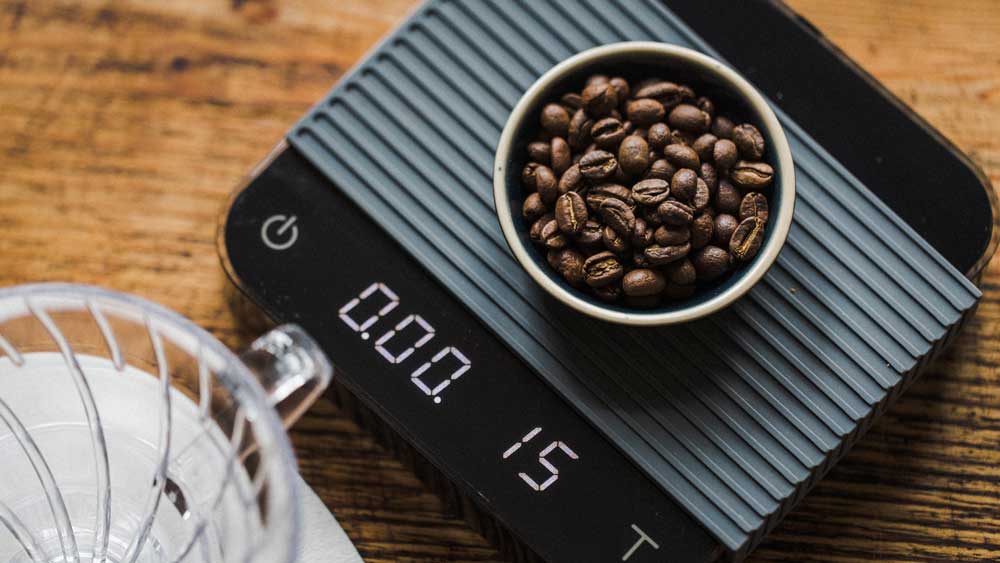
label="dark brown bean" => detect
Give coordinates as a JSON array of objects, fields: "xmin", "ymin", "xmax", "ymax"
[
  {"xmin": 529, "ymin": 213, "xmax": 554, "ymax": 243},
  {"xmin": 732, "ymin": 123, "xmax": 765, "ymax": 160},
  {"xmin": 522, "ymin": 162, "xmax": 541, "ymax": 190},
  {"xmin": 692, "ymin": 246, "xmax": 732, "ymax": 281},
  {"xmin": 730, "ymin": 160, "xmax": 774, "ymax": 191},
  {"xmin": 714, "ymin": 179, "xmax": 741, "ymax": 214},
  {"xmin": 575, "ymin": 219, "xmax": 604, "ymax": 253},
  {"xmin": 550, "ymin": 137, "xmax": 571, "ymax": 176},
  {"xmin": 585, "ymin": 183, "xmax": 631, "ymax": 210},
  {"xmin": 654, "ymin": 225, "xmax": 690, "ymax": 246},
  {"xmin": 632, "ymin": 178, "xmax": 671, "ymax": 206},
  {"xmin": 586, "ymin": 74, "xmax": 609, "ymax": 86},
  {"xmin": 561, "ymin": 92, "xmax": 583, "ymax": 111},
  {"xmin": 599, "ymin": 198, "xmax": 637, "ymax": 237},
  {"xmin": 699, "ymin": 162, "xmax": 718, "ymax": 194},
  {"xmin": 692, "ymin": 133, "xmax": 718, "ymax": 161},
  {"xmin": 644, "ymin": 243, "xmax": 691, "ymax": 265},
  {"xmin": 568, "ymin": 109, "xmax": 594, "ymax": 150},
  {"xmin": 639, "ymin": 205, "xmax": 663, "ymax": 227},
  {"xmin": 541, "ymin": 103, "xmax": 570, "ymax": 138},
  {"xmin": 522, "ymin": 192, "xmax": 546, "ymax": 220},
  {"xmin": 631, "ymin": 217, "xmax": 654, "ymax": 248},
  {"xmin": 645, "ymin": 159, "xmax": 677, "ymax": 181},
  {"xmin": 668, "ymin": 104, "xmax": 711, "ymax": 133},
  {"xmin": 692, "ymin": 178, "xmax": 711, "ymax": 212},
  {"xmin": 609, "ymin": 77, "xmax": 630, "ymax": 103},
  {"xmin": 591, "ymin": 118, "xmax": 627, "ymax": 150},
  {"xmin": 713, "ymin": 139, "xmax": 738, "ymax": 170},
  {"xmin": 711, "ymin": 115, "xmax": 735, "ymax": 139},
  {"xmin": 647, "ymin": 123, "xmax": 671, "ymax": 152},
  {"xmin": 579, "ymin": 150, "xmax": 618, "ymax": 181},
  {"xmin": 730, "ymin": 216, "xmax": 765, "ymax": 262},
  {"xmin": 527, "ymin": 141, "xmax": 550, "ymax": 165},
  {"xmin": 583, "ymin": 251, "xmax": 624, "ymax": 287},
  {"xmin": 712, "ymin": 213, "xmax": 739, "ymax": 247},
  {"xmin": 535, "ymin": 165, "xmax": 559, "ymax": 205},
  {"xmin": 626, "ymin": 98, "xmax": 666, "ymax": 127},
  {"xmin": 582, "ymin": 82, "xmax": 618, "ymax": 117},
  {"xmin": 658, "ymin": 199, "xmax": 695, "ymax": 226},
  {"xmin": 554, "ymin": 191, "xmax": 588, "ymax": 235},
  {"xmin": 663, "ymin": 144, "xmax": 700, "ymax": 170},
  {"xmin": 634, "ymin": 81, "xmax": 687, "ymax": 109},
  {"xmin": 539, "ymin": 217, "xmax": 568, "ymax": 249},
  {"xmin": 602, "ymin": 225, "xmax": 629, "ymax": 253},
  {"xmin": 559, "ymin": 163, "xmax": 585, "ymax": 193},
  {"xmin": 663, "ymin": 258, "xmax": 697, "ymax": 286},
  {"xmin": 622, "ymin": 268, "xmax": 666, "ymax": 297},
  {"xmin": 739, "ymin": 192, "xmax": 770, "ymax": 223},
  {"xmin": 670, "ymin": 168, "xmax": 698, "ymax": 202},
  {"xmin": 618, "ymin": 135, "xmax": 650, "ymax": 177},
  {"xmin": 690, "ymin": 212, "xmax": 714, "ymax": 249},
  {"xmin": 548, "ymin": 248, "xmax": 585, "ymax": 286}
]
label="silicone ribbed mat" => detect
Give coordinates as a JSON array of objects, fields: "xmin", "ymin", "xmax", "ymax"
[{"xmin": 287, "ymin": 0, "xmax": 981, "ymax": 555}]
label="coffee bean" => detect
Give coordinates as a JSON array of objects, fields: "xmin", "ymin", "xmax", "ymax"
[
  {"xmin": 732, "ymin": 123, "xmax": 765, "ymax": 160},
  {"xmin": 645, "ymin": 159, "xmax": 677, "ymax": 181},
  {"xmin": 691, "ymin": 212, "xmax": 714, "ymax": 249},
  {"xmin": 654, "ymin": 225, "xmax": 690, "ymax": 246},
  {"xmin": 554, "ymin": 191, "xmax": 588, "ymax": 235},
  {"xmin": 711, "ymin": 115, "xmax": 735, "ymax": 139},
  {"xmin": 713, "ymin": 139, "xmax": 738, "ymax": 170},
  {"xmin": 647, "ymin": 123, "xmax": 671, "ymax": 152},
  {"xmin": 632, "ymin": 178, "xmax": 671, "ymax": 206},
  {"xmin": 535, "ymin": 165, "xmax": 559, "ymax": 205},
  {"xmin": 618, "ymin": 135, "xmax": 650, "ymax": 177},
  {"xmin": 591, "ymin": 118, "xmax": 627, "ymax": 150},
  {"xmin": 586, "ymin": 74, "xmax": 609, "ymax": 86},
  {"xmin": 575, "ymin": 219, "xmax": 604, "ymax": 253},
  {"xmin": 699, "ymin": 162, "xmax": 718, "ymax": 193},
  {"xmin": 548, "ymin": 137, "xmax": 571, "ymax": 176},
  {"xmin": 663, "ymin": 283, "xmax": 696, "ymax": 300},
  {"xmin": 692, "ymin": 133, "xmax": 718, "ymax": 162},
  {"xmin": 663, "ymin": 144, "xmax": 700, "ymax": 170},
  {"xmin": 739, "ymin": 192, "xmax": 769, "ymax": 223},
  {"xmin": 599, "ymin": 198, "xmax": 636, "ymax": 237},
  {"xmin": 644, "ymin": 243, "xmax": 691, "ymax": 265},
  {"xmin": 692, "ymin": 178, "xmax": 711, "ymax": 212},
  {"xmin": 592, "ymin": 282, "xmax": 623, "ymax": 302},
  {"xmin": 714, "ymin": 179, "xmax": 741, "ymax": 214},
  {"xmin": 568, "ymin": 109, "xmax": 594, "ymax": 150},
  {"xmin": 539, "ymin": 217, "xmax": 568, "ymax": 249},
  {"xmin": 561, "ymin": 93, "xmax": 583, "ymax": 111},
  {"xmin": 582, "ymin": 83, "xmax": 618, "ymax": 117},
  {"xmin": 730, "ymin": 216, "xmax": 765, "ymax": 262},
  {"xmin": 541, "ymin": 103, "xmax": 570, "ymax": 138},
  {"xmin": 585, "ymin": 183, "xmax": 631, "ymax": 210},
  {"xmin": 549, "ymin": 248, "xmax": 585, "ymax": 286},
  {"xmin": 634, "ymin": 81, "xmax": 687, "ymax": 109},
  {"xmin": 602, "ymin": 224, "xmax": 629, "ymax": 252},
  {"xmin": 658, "ymin": 199, "xmax": 694, "ymax": 226},
  {"xmin": 530, "ymin": 213, "xmax": 554, "ymax": 243},
  {"xmin": 622, "ymin": 268, "xmax": 666, "ymax": 297},
  {"xmin": 730, "ymin": 160, "xmax": 774, "ymax": 190},
  {"xmin": 559, "ymin": 163, "xmax": 585, "ymax": 193},
  {"xmin": 692, "ymin": 246, "xmax": 731, "ymax": 281},
  {"xmin": 609, "ymin": 77, "xmax": 630, "ymax": 104},
  {"xmin": 626, "ymin": 98, "xmax": 665, "ymax": 127},
  {"xmin": 668, "ymin": 104, "xmax": 711, "ymax": 133},
  {"xmin": 670, "ymin": 168, "xmax": 698, "ymax": 201},
  {"xmin": 631, "ymin": 217, "xmax": 654, "ymax": 248},
  {"xmin": 583, "ymin": 251, "xmax": 624, "ymax": 287},
  {"xmin": 522, "ymin": 192, "xmax": 547, "ymax": 220},
  {"xmin": 663, "ymin": 258, "xmax": 697, "ymax": 286},
  {"xmin": 696, "ymin": 96, "xmax": 715, "ymax": 118},
  {"xmin": 527, "ymin": 141, "xmax": 551, "ymax": 165},
  {"xmin": 712, "ymin": 213, "xmax": 739, "ymax": 247},
  {"xmin": 579, "ymin": 150, "xmax": 618, "ymax": 181}
]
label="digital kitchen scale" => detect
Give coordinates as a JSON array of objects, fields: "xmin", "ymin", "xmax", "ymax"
[{"xmin": 217, "ymin": 1, "xmax": 997, "ymax": 561}]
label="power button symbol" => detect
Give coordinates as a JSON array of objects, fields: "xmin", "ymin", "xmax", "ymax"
[{"xmin": 261, "ymin": 215, "xmax": 299, "ymax": 251}]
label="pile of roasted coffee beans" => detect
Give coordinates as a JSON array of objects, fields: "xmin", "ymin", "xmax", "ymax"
[{"xmin": 521, "ymin": 74, "xmax": 774, "ymax": 308}]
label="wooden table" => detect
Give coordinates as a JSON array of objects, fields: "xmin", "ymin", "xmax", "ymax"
[{"xmin": 2, "ymin": 1, "xmax": 998, "ymax": 561}]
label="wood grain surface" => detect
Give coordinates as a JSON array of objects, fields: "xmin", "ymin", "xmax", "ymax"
[{"xmin": 1, "ymin": 1, "xmax": 998, "ymax": 561}]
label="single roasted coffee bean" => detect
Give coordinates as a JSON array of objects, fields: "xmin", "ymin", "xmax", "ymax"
[
  {"xmin": 668, "ymin": 103, "xmax": 711, "ymax": 133},
  {"xmin": 541, "ymin": 103, "xmax": 570, "ymax": 138},
  {"xmin": 527, "ymin": 141, "xmax": 551, "ymax": 165},
  {"xmin": 663, "ymin": 283, "xmax": 696, "ymax": 300},
  {"xmin": 713, "ymin": 138, "xmax": 738, "ymax": 171},
  {"xmin": 602, "ymin": 224, "xmax": 629, "ymax": 253},
  {"xmin": 730, "ymin": 160, "xmax": 774, "ymax": 190},
  {"xmin": 711, "ymin": 115, "xmax": 735, "ymax": 139},
  {"xmin": 730, "ymin": 216, "xmax": 765, "ymax": 262},
  {"xmin": 692, "ymin": 245, "xmax": 732, "ymax": 281},
  {"xmin": 561, "ymin": 92, "xmax": 583, "ymax": 111},
  {"xmin": 539, "ymin": 217, "xmax": 568, "ymax": 249},
  {"xmin": 568, "ymin": 109, "xmax": 594, "ymax": 149},
  {"xmin": 575, "ymin": 219, "xmax": 604, "ymax": 252},
  {"xmin": 626, "ymin": 98, "xmax": 665, "ymax": 127},
  {"xmin": 583, "ymin": 251, "xmax": 625, "ymax": 287},
  {"xmin": 529, "ymin": 213, "xmax": 554, "ymax": 243},
  {"xmin": 535, "ymin": 165, "xmax": 559, "ymax": 205},
  {"xmin": 647, "ymin": 123, "xmax": 671, "ymax": 152},
  {"xmin": 670, "ymin": 168, "xmax": 698, "ymax": 201},
  {"xmin": 554, "ymin": 191, "xmax": 588, "ymax": 235},
  {"xmin": 618, "ymin": 135, "xmax": 650, "ymax": 177},
  {"xmin": 663, "ymin": 144, "xmax": 701, "ymax": 170},
  {"xmin": 739, "ymin": 192, "xmax": 769, "ymax": 223},
  {"xmin": 692, "ymin": 133, "xmax": 718, "ymax": 162},
  {"xmin": 634, "ymin": 81, "xmax": 687, "ymax": 109},
  {"xmin": 654, "ymin": 224, "xmax": 690, "ymax": 245},
  {"xmin": 559, "ymin": 163, "xmax": 585, "ymax": 193},
  {"xmin": 582, "ymin": 82, "xmax": 618, "ymax": 117},
  {"xmin": 548, "ymin": 248, "xmax": 585, "ymax": 286},
  {"xmin": 591, "ymin": 117, "xmax": 627, "ymax": 150},
  {"xmin": 599, "ymin": 198, "xmax": 637, "ymax": 237},
  {"xmin": 732, "ymin": 123, "xmax": 765, "ymax": 160},
  {"xmin": 585, "ymin": 183, "xmax": 631, "ymax": 210},
  {"xmin": 622, "ymin": 268, "xmax": 666, "ymax": 297},
  {"xmin": 712, "ymin": 213, "xmax": 739, "ymax": 247},
  {"xmin": 663, "ymin": 258, "xmax": 697, "ymax": 286},
  {"xmin": 609, "ymin": 76, "xmax": 630, "ymax": 104},
  {"xmin": 592, "ymin": 283, "xmax": 623, "ymax": 302},
  {"xmin": 696, "ymin": 96, "xmax": 715, "ymax": 118},
  {"xmin": 644, "ymin": 242, "xmax": 691, "ymax": 265},
  {"xmin": 645, "ymin": 159, "xmax": 677, "ymax": 181},
  {"xmin": 631, "ymin": 217, "xmax": 654, "ymax": 247},
  {"xmin": 691, "ymin": 178, "xmax": 711, "ymax": 212},
  {"xmin": 632, "ymin": 178, "xmax": 671, "ymax": 206},
  {"xmin": 522, "ymin": 162, "xmax": 541, "ymax": 190},
  {"xmin": 714, "ymin": 179, "xmax": 741, "ymax": 214},
  {"xmin": 699, "ymin": 162, "xmax": 718, "ymax": 193},
  {"xmin": 522, "ymin": 192, "xmax": 547, "ymax": 220},
  {"xmin": 550, "ymin": 137, "xmax": 572, "ymax": 176},
  {"xmin": 690, "ymin": 212, "xmax": 714, "ymax": 249},
  {"xmin": 658, "ymin": 199, "xmax": 695, "ymax": 226},
  {"xmin": 579, "ymin": 150, "xmax": 618, "ymax": 181}
]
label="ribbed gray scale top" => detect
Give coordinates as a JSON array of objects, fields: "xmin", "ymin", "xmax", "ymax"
[{"xmin": 288, "ymin": 0, "xmax": 980, "ymax": 555}]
